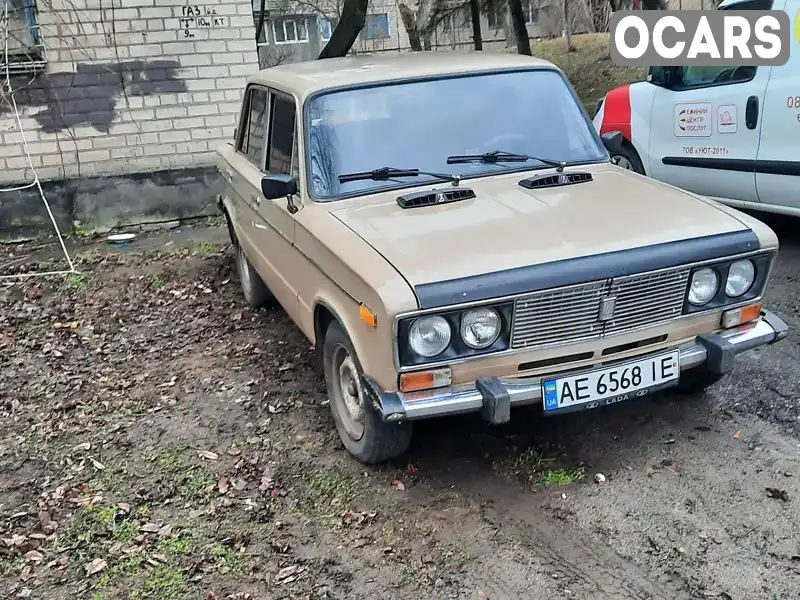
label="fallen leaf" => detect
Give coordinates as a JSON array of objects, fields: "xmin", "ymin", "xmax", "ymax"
[
  {"xmin": 733, "ymin": 430, "xmax": 741, "ymax": 439},
  {"xmin": 227, "ymin": 444, "xmax": 241, "ymax": 456},
  {"xmin": 766, "ymin": 487, "xmax": 789, "ymax": 501},
  {"xmin": 157, "ymin": 524, "xmax": 173, "ymax": 537},
  {"xmin": 278, "ymin": 363, "xmax": 294, "ymax": 372},
  {"xmin": 276, "ymin": 565, "xmax": 298, "ymax": 582},
  {"xmin": 117, "ymin": 503, "xmax": 131, "ymax": 513},
  {"xmin": 140, "ymin": 523, "xmax": 160, "ymax": 533},
  {"xmin": 90, "ymin": 458, "xmax": 105, "ymax": 471},
  {"xmin": 391, "ymin": 480, "xmax": 405, "ymax": 491},
  {"xmin": 197, "ymin": 449, "xmax": 219, "ymax": 460},
  {"xmin": 218, "ymin": 477, "xmax": 230, "ymax": 494},
  {"xmin": 26, "ymin": 284, "xmax": 43, "ymax": 300},
  {"xmin": 72, "ymin": 442, "xmax": 91, "ymax": 452},
  {"xmin": 84, "ymin": 558, "xmax": 107, "ymax": 576},
  {"xmin": 24, "ymin": 551, "xmax": 43, "ymax": 564},
  {"xmin": 232, "ymin": 477, "xmax": 247, "ymax": 491}
]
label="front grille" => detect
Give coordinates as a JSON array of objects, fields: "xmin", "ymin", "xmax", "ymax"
[{"xmin": 510, "ymin": 267, "xmax": 691, "ymax": 350}]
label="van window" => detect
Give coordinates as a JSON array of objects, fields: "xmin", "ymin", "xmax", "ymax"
[{"xmin": 679, "ymin": 65, "xmax": 757, "ymax": 88}]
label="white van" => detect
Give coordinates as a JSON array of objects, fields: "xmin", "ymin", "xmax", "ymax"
[{"xmin": 593, "ymin": 0, "xmax": 800, "ymax": 216}]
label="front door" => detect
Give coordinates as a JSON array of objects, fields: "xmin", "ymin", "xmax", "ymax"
[
  {"xmin": 647, "ymin": 65, "xmax": 768, "ymax": 205},
  {"xmin": 646, "ymin": 0, "xmax": 780, "ymax": 205}
]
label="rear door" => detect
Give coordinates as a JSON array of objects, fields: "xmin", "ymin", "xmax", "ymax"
[
  {"xmin": 646, "ymin": 0, "xmax": 776, "ymax": 205},
  {"xmin": 754, "ymin": 0, "xmax": 800, "ymax": 210}
]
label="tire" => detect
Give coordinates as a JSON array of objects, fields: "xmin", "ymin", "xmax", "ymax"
[
  {"xmin": 610, "ymin": 143, "xmax": 645, "ymax": 175},
  {"xmin": 323, "ymin": 320, "xmax": 413, "ymax": 464},
  {"xmin": 674, "ymin": 366, "xmax": 724, "ymax": 395},
  {"xmin": 234, "ymin": 242, "xmax": 271, "ymax": 309}
]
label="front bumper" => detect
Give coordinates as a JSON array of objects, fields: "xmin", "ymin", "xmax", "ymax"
[{"xmin": 363, "ymin": 311, "xmax": 788, "ymax": 423}]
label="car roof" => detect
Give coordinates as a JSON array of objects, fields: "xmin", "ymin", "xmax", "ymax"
[{"xmin": 247, "ymin": 52, "xmax": 559, "ymax": 100}]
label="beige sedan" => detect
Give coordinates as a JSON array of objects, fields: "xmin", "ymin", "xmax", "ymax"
[{"xmin": 215, "ymin": 52, "xmax": 787, "ymax": 464}]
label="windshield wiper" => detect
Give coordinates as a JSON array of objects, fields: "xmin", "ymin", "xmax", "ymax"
[
  {"xmin": 447, "ymin": 150, "xmax": 566, "ymax": 172},
  {"xmin": 338, "ymin": 166, "xmax": 461, "ymax": 185}
]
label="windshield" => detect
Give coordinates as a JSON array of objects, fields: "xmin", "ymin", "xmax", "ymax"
[{"xmin": 305, "ymin": 69, "xmax": 608, "ymax": 200}]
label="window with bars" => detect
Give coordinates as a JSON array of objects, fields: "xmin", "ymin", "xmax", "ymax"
[{"xmin": 2, "ymin": 0, "xmax": 46, "ymax": 73}]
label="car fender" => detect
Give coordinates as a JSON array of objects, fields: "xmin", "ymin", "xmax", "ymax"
[
  {"xmin": 594, "ymin": 82, "xmax": 658, "ymax": 175},
  {"xmin": 312, "ymin": 290, "xmax": 399, "ymax": 393}
]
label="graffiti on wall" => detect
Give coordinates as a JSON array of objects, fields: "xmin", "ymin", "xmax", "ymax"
[{"xmin": 0, "ymin": 60, "xmax": 187, "ymax": 133}]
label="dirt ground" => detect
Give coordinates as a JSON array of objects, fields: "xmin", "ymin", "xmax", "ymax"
[{"xmin": 2, "ymin": 218, "xmax": 799, "ymax": 600}]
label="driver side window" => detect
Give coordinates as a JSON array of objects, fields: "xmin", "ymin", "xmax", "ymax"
[{"xmin": 679, "ymin": 65, "xmax": 757, "ymax": 88}]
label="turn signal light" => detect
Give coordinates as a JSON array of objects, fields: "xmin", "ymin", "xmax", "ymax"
[
  {"xmin": 400, "ymin": 368, "xmax": 452, "ymax": 393},
  {"xmin": 721, "ymin": 303, "xmax": 762, "ymax": 329},
  {"xmin": 359, "ymin": 304, "xmax": 377, "ymax": 327}
]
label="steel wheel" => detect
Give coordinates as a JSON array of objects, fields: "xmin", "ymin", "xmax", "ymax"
[
  {"xmin": 330, "ymin": 343, "xmax": 365, "ymax": 441},
  {"xmin": 612, "ymin": 155, "xmax": 633, "ymax": 170},
  {"xmin": 236, "ymin": 245, "xmax": 253, "ymax": 299}
]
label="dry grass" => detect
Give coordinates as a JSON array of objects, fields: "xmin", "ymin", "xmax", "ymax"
[{"xmin": 511, "ymin": 33, "xmax": 647, "ymax": 115}]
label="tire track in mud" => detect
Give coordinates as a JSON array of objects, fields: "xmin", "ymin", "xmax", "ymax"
[{"xmin": 413, "ymin": 463, "xmax": 690, "ymax": 600}]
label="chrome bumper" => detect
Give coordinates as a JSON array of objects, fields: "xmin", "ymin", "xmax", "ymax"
[{"xmin": 363, "ymin": 311, "xmax": 788, "ymax": 423}]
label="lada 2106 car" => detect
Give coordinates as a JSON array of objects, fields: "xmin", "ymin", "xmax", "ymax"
[{"xmin": 215, "ymin": 52, "xmax": 788, "ymax": 463}]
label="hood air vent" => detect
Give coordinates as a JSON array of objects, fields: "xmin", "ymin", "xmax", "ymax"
[
  {"xmin": 519, "ymin": 171, "xmax": 593, "ymax": 190},
  {"xmin": 396, "ymin": 187, "xmax": 476, "ymax": 209}
]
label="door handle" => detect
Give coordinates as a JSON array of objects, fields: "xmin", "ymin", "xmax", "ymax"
[{"xmin": 745, "ymin": 95, "xmax": 759, "ymax": 130}]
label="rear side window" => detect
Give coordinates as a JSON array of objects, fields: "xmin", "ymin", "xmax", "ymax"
[
  {"xmin": 238, "ymin": 87, "xmax": 268, "ymax": 168},
  {"xmin": 267, "ymin": 93, "xmax": 296, "ymax": 175}
]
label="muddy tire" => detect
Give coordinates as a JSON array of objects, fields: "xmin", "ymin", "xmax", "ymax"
[
  {"xmin": 610, "ymin": 143, "xmax": 645, "ymax": 175},
  {"xmin": 323, "ymin": 320, "xmax": 412, "ymax": 464},
  {"xmin": 234, "ymin": 243, "xmax": 271, "ymax": 309},
  {"xmin": 675, "ymin": 366, "xmax": 724, "ymax": 395}
]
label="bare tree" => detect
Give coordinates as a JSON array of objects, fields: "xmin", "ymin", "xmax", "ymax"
[
  {"xmin": 469, "ymin": 0, "xmax": 483, "ymax": 50},
  {"xmin": 508, "ymin": 0, "xmax": 532, "ymax": 55},
  {"xmin": 563, "ymin": 0, "xmax": 574, "ymax": 51},
  {"xmin": 398, "ymin": 2, "xmax": 424, "ymax": 50},
  {"xmin": 318, "ymin": 0, "xmax": 369, "ymax": 58}
]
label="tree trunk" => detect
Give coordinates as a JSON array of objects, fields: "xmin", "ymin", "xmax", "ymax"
[
  {"xmin": 564, "ymin": 0, "xmax": 574, "ymax": 51},
  {"xmin": 508, "ymin": 0, "xmax": 531, "ymax": 55},
  {"xmin": 255, "ymin": 0, "xmax": 267, "ymax": 46},
  {"xmin": 469, "ymin": 0, "xmax": 483, "ymax": 51},
  {"xmin": 318, "ymin": 0, "xmax": 369, "ymax": 59},
  {"xmin": 398, "ymin": 3, "xmax": 423, "ymax": 51}
]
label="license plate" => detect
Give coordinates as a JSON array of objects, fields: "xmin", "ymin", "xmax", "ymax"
[{"xmin": 542, "ymin": 351, "xmax": 680, "ymax": 413}]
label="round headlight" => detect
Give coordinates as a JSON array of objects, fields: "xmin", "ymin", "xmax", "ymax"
[
  {"xmin": 688, "ymin": 267, "xmax": 719, "ymax": 306},
  {"xmin": 408, "ymin": 316, "xmax": 451, "ymax": 358},
  {"xmin": 460, "ymin": 307, "xmax": 501, "ymax": 349},
  {"xmin": 725, "ymin": 259, "xmax": 755, "ymax": 297}
]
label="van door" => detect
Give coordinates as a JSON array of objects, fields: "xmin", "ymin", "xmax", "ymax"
[
  {"xmin": 646, "ymin": 0, "xmax": 779, "ymax": 206},
  {"xmin": 755, "ymin": 0, "xmax": 800, "ymax": 211}
]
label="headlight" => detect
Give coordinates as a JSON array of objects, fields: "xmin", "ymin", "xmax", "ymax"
[
  {"xmin": 725, "ymin": 259, "xmax": 755, "ymax": 297},
  {"xmin": 408, "ymin": 315, "xmax": 451, "ymax": 357},
  {"xmin": 688, "ymin": 267, "xmax": 719, "ymax": 306},
  {"xmin": 460, "ymin": 307, "xmax": 501, "ymax": 349}
]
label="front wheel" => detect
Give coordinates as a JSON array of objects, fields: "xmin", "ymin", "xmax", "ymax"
[
  {"xmin": 323, "ymin": 320, "xmax": 412, "ymax": 464},
  {"xmin": 610, "ymin": 143, "xmax": 645, "ymax": 175}
]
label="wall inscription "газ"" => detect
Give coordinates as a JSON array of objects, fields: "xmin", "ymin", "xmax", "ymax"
[{"xmin": 179, "ymin": 5, "xmax": 228, "ymax": 39}]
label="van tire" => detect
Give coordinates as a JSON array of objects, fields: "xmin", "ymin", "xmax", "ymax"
[
  {"xmin": 323, "ymin": 320, "xmax": 413, "ymax": 464},
  {"xmin": 611, "ymin": 143, "xmax": 645, "ymax": 175}
]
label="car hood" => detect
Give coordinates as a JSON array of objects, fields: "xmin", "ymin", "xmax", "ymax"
[{"xmin": 329, "ymin": 163, "xmax": 752, "ymax": 294}]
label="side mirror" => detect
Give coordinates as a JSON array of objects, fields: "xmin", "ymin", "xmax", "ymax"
[
  {"xmin": 600, "ymin": 131, "xmax": 624, "ymax": 155},
  {"xmin": 261, "ymin": 174, "xmax": 298, "ymax": 200}
]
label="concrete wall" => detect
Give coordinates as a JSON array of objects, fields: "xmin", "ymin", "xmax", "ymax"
[{"xmin": 0, "ymin": 0, "xmax": 259, "ymax": 234}]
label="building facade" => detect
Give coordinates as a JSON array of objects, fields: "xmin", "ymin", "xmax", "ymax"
[{"xmin": 1, "ymin": 0, "xmax": 259, "ymax": 234}]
